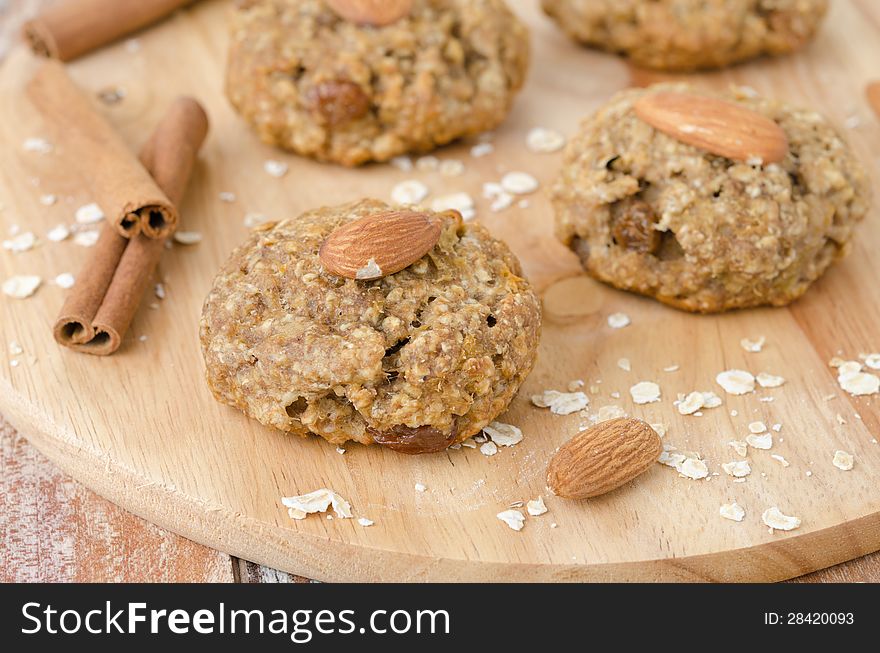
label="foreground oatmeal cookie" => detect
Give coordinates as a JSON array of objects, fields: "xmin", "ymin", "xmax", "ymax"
[
  {"xmin": 542, "ymin": 0, "xmax": 828, "ymax": 71},
  {"xmin": 200, "ymin": 200, "xmax": 541, "ymax": 453},
  {"xmin": 226, "ymin": 0, "xmax": 530, "ymax": 166},
  {"xmin": 552, "ymin": 84, "xmax": 870, "ymax": 313}
]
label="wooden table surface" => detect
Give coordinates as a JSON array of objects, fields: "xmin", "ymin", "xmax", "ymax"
[{"xmin": 0, "ymin": 0, "xmax": 876, "ymax": 583}]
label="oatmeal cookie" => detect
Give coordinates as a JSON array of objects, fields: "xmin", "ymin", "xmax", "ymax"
[
  {"xmin": 200, "ymin": 200, "xmax": 541, "ymax": 453},
  {"xmin": 552, "ymin": 84, "xmax": 870, "ymax": 313},
  {"xmin": 542, "ymin": 0, "xmax": 828, "ymax": 71},
  {"xmin": 226, "ymin": 0, "xmax": 529, "ymax": 166}
]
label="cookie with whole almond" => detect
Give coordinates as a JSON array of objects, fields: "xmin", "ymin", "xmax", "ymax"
[
  {"xmin": 552, "ymin": 84, "xmax": 870, "ymax": 313},
  {"xmin": 542, "ymin": 0, "xmax": 828, "ymax": 71},
  {"xmin": 225, "ymin": 0, "xmax": 529, "ymax": 166},
  {"xmin": 200, "ymin": 200, "xmax": 541, "ymax": 453}
]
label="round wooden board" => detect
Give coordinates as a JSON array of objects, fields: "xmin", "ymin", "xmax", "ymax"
[{"xmin": 2, "ymin": 0, "xmax": 880, "ymax": 582}]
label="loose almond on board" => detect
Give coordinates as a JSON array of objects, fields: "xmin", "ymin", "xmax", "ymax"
[
  {"xmin": 547, "ymin": 418, "xmax": 662, "ymax": 499},
  {"xmin": 325, "ymin": 0, "xmax": 414, "ymax": 26},
  {"xmin": 634, "ymin": 91, "xmax": 789, "ymax": 164},
  {"xmin": 319, "ymin": 210, "xmax": 443, "ymax": 280}
]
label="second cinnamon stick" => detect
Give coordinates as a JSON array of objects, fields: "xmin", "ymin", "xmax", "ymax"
[{"xmin": 54, "ymin": 97, "xmax": 209, "ymax": 355}]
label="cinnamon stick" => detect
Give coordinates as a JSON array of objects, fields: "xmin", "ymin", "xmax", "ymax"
[
  {"xmin": 23, "ymin": 0, "xmax": 199, "ymax": 62},
  {"xmin": 54, "ymin": 97, "xmax": 209, "ymax": 356},
  {"xmin": 27, "ymin": 59, "xmax": 178, "ymax": 239}
]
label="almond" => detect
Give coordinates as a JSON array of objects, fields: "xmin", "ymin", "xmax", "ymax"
[
  {"xmin": 325, "ymin": 0, "xmax": 414, "ymax": 27},
  {"xmin": 319, "ymin": 210, "xmax": 444, "ymax": 280},
  {"xmin": 546, "ymin": 418, "xmax": 662, "ymax": 499},
  {"xmin": 634, "ymin": 91, "xmax": 789, "ymax": 165}
]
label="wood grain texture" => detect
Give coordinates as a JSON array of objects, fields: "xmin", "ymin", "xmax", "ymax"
[{"xmin": 1, "ymin": 0, "xmax": 879, "ymax": 582}]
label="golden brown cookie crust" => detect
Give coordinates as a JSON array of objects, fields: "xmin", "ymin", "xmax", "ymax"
[
  {"xmin": 200, "ymin": 200, "xmax": 541, "ymax": 452},
  {"xmin": 226, "ymin": 0, "xmax": 530, "ymax": 166},
  {"xmin": 552, "ymin": 84, "xmax": 871, "ymax": 313},
  {"xmin": 542, "ymin": 0, "xmax": 828, "ymax": 71}
]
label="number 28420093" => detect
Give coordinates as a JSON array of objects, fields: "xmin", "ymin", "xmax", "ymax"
[{"xmin": 765, "ymin": 613, "xmax": 854, "ymax": 625}]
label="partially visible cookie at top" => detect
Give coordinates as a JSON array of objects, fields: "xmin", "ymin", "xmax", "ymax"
[
  {"xmin": 226, "ymin": 0, "xmax": 530, "ymax": 166},
  {"xmin": 541, "ymin": 0, "xmax": 828, "ymax": 71},
  {"xmin": 551, "ymin": 84, "xmax": 870, "ymax": 313},
  {"xmin": 200, "ymin": 200, "xmax": 541, "ymax": 453}
]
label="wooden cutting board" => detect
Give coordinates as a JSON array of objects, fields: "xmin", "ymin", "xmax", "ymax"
[{"xmin": 1, "ymin": 0, "xmax": 879, "ymax": 582}]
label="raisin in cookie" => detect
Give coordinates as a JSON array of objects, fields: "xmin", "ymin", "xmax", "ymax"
[
  {"xmin": 200, "ymin": 200, "xmax": 541, "ymax": 453},
  {"xmin": 552, "ymin": 84, "xmax": 870, "ymax": 313},
  {"xmin": 226, "ymin": 0, "xmax": 529, "ymax": 166},
  {"xmin": 542, "ymin": 0, "xmax": 828, "ymax": 71}
]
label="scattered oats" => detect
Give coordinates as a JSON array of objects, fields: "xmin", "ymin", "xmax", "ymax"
[
  {"xmin": 23, "ymin": 137, "xmax": 53, "ymax": 153},
  {"xmin": 357, "ymin": 517, "xmax": 374, "ymax": 527},
  {"xmin": 243, "ymin": 212, "xmax": 270, "ymax": 228},
  {"xmin": 390, "ymin": 179, "xmax": 429, "ymax": 206},
  {"xmin": 263, "ymin": 160, "xmax": 288, "ymax": 177},
  {"xmin": 610, "ymin": 391, "xmax": 621, "ymax": 399},
  {"xmin": 836, "ymin": 413, "xmax": 847, "ymax": 426},
  {"xmin": 650, "ymin": 423, "xmax": 667, "ymax": 438},
  {"xmin": 567, "ymin": 379, "xmax": 584, "ymax": 392},
  {"xmin": 837, "ymin": 365, "xmax": 880, "ymax": 396},
  {"xmin": 678, "ymin": 391, "xmax": 704, "ymax": 415},
  {"xmin": 73, "ymin": 230, "xmax": 100, "ymax": 247},
  {"xmin": 757, "ymin": 372, "xmax": 785, "ymax": 388},
  {"xmin": 607, "ymin": 312, "xmax": 630, "ymax": 329},
  {"xmin": 746, "ymin": 433, "xmax": 773, "ymax": 450},
  {"xmin": 663, "ymin": 364, "xmax": 680, "ymax": 372},
  {"xmin": 218, "ymin": 191, "xmax": 236, "ymax": 203},
  {"xmin": 657, "ymin": 446, "xmax": 686, "ymax": 469},
  {"xmin": 772, "ymin": 423, "xmax": 782, "ymax": 432},
  {"xmin": 531, "ymin": 390, "xmax": 589, "ymax": 415},
  {"xmin": 470, "ymin": 142, "xmax": 494, "ymax": 158},
  {"xmin": 46, "ymin": 224, "xmax": 70, "ymax": 242},
  {"xmin": 336, "ymin": 447, "xmax": 346, "ymax": 455},
  {"xmin": 439, "ymin": 159, "xmax": 465, "ymax": 176},
  {"xmin": 722, "ymin": 461, "xmax": 751, "ymax": 478},
  {"xmin": 2, "ymin": 231, "xmax": 36, "ymax": 253},
  {"xmin": 483, "ymin": 421, "xmax": 523, "ymax": 447},
  {"xmin": 483, "ymin": 182, "xmax": 514, "ymax": 212},
  {"xmin": 526, "ymin": 127, "xmax": 566, "ymax": 153},
  {"xmin": 415, "ymin": 155, "xmax": 439, "ymax": 171},
  {"xmin": 837, "ymin": 360, "xmax": 862, "ymax": 375},
  {"xmin": 762, "ymin": 507, "xmax": 801, "ymax": 532},
  {"xmin": 281, "ymin": 489, "xmax": 352, "ymax": 520},
  {"xmin": 720, "ymin": 502, "xmax": 746, "ymax": 522},
  {"xmin": 431, "ymin": 192, "xmax": 475, "ymax": 220},
  {"xmin": 862, "ymin": 353, "xmax": 880, "ymax": 370},
  {"xmin": 75, "ymin": 202, "xmax": 105, "ymax": 225},
  {"xmin": 730, "ymin": 409, "xmax": 739, "ymax": 417},
  {"xmin": 771, "ymin": 454, "xmax": 790, "ymax": 467},
  {"xmin": 459, "ymin": 438, "xmax": 476, "ymax": 448},
  {"xmin": 729, "ymin": 441, "xmax": 749, "ymax": 457},
  {"xmin": 154, "ymin": 283, "xmax": 166, "ymax": 299},
  {"xmin": 748, "ymin": 421, "xmax": 767, "ymax": 434},
  {"xmin": 497, "ymin": 509, "xmax": 525, "ymax": 531},
  {"xmin": 40, "ymin": 194, "xmax": 57, "ymax": 206},
  {"xmin": 679, "ymin": 457, "xmax": 709, "ymax": 480},
  {"xmin": 414, "ymin": 483, "xmax": 426, "ymax": 492},
  {"xmin": 716, "ymin": 369, "xmax": 755, "ymax": 395},
  {"xmin": 2, "ymin": 275, "xmax": 41, "ymax": 298},
  {"xmin": 740, "ymin": 336, "xmax": 766, "ymax": 353},
  {"xmin": 630, "ymin": 381, "xmax": 661, "ymax": 405},
  {"xmin": 173, "ymin": 231, "xmax": 203, "ymax": 245},
  {"xmin": 9, "ymin": 341, "xmax": 23, "ymax": 356},
  {"xmin": 10, "ymin": 360, "xmax": 19, "ymax": 368},
  {"xmin": 356, "ymin": 258, "xmax": 382, "ymax": 280},
  {"xmin": 592, "ymin": 405, "xmax": 626, "ymax": 423},
  {"xmin": 527, "ymin": 496, "xmax": 548, "ymax": 516},
  {"xmin": 832, "ymin": 450, "xmax": 854, "ymax": 471},
  {"xmin": 500, "ymin": 171, "xmax": 539, "ymax": 195},
  {"xmin": 389, "ymin": 155, "xmax": 413, "ymax": 171},
  {"xmin": 617, "ymin": 357, "xmax": 631, "ymax": 372},
  {"xmin": 53, "ymin": 272, "xmax": 75, "ymax": 289}
]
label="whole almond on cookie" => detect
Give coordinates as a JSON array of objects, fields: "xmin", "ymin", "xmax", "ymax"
[
  {"xmin": 634, "ymin": 91, "xmax": 789, "ymax": 165},
  {"xmin": 319, "ymin": 210, "xmax": 444, "ymax": 280},
  {"xmin": 546, "ymin": 418, "xmax": 662, "ymax": 499},
  {"xmin": 326, "ymin": 0, "xmax": 414, "ymax": 26}
]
